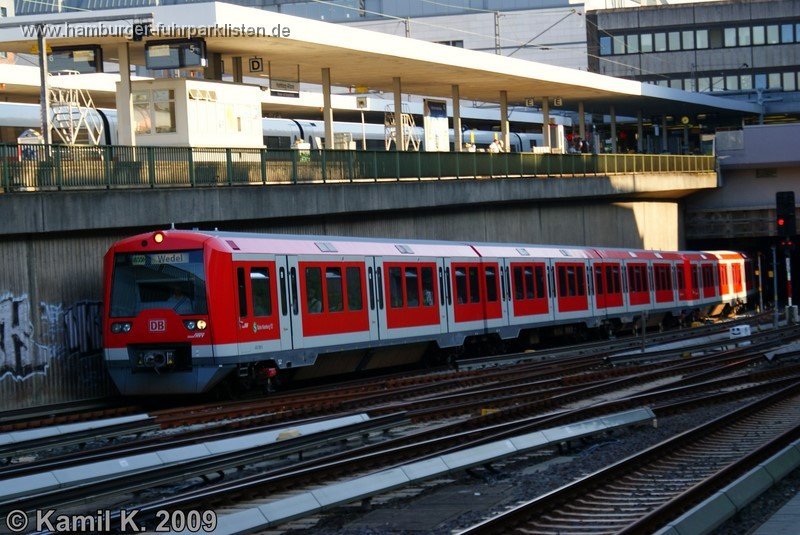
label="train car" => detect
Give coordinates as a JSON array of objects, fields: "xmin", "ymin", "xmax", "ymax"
[
  {"xmin": 103, "ymin": 230, "xmax": 749, "ymax": 395},
  {"xmin": 0, "ymin": 102, "xmax": 545, "ymax": 152}
]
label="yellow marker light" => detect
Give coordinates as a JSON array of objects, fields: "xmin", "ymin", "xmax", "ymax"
[
  {"xmin": 154, "ymin": 232, "xmax": 164, "ymax": 243},
  {"xmin": 197, "ymin": 320, "xmax": 207, "ymax": 330}
]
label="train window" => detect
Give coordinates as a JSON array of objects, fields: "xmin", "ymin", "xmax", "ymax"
[
  {"xmin": 326, "ymin": 267, "xmax": 344, "ymax": 312},
  {"xmin": 237, "ymin": 268, "xmax": 247, "ymax": 317},
  {"xmin": 594, "ymin": 266, "xmax": 604, "ymax": 295},
  {"xmin": 468, "ymin": 267, "xmax": 480, "ymax": 303},
  {"xmin": 250, "ymin": 268, "xmax": 272, "ymax": 317},
  {"xmin": 677, "ymin": 268, "xmax": 685, "ymax": 291},
  {"xmin": 628, "ymin": 265, "xmax": 648, "ymax": 292},
  {"xmin": 305, "ymin": 267, "xmax": 323, "ymax": 313},
  {"xmin": 485, "ymin": 267, "xmax": 498, "ymax": 302},
  {"xmin": 421, "ymin": 267, "xmax": 435, "ymax": 307},
  {"xmin": 606, "ymin": 266, "xmax": 621, "ymax": 294},
  {"xmin": 347, "ymin": 267, "xmax": 363, "ymax": 311},
  {"xmin": 455, "ymin": 268, "xmax": 468, "ymax": 304},
  {"xmin": 524, "ymin": 267, "xmax": 535, "ymax": 299},
  {"xmin": 535, "ymin": 266, "xmax": 546, "ymax": 298},
  {"xmin": 405, "ymin": 267, "xmax": 420, "ymax": 307},
  {"xmin": 279, "ymin": 267, "xmax": 288, "ymax": 316},
  {"xmin": 558, "ymin": 266, "xmax": 567, "ymax": 297},
  {"xmin": 577, "ymin": 266, "xmax": 585, "ymax": 295},
  {"xmin": 654, "ymin": 265, "xmax": 672, "ymax": 291},
  {"xmin": 567, "ymin": 267, "xmax": 577, "ymax": 297},
  {"xmin": 513, "ymin": 267, "xmax": 524, "ymax": 300},
  {"xmin": 692, "ymin": 266, "xmax": 700, "ymax": 289},
  {"xmin": 389, "ymin": 267, "xmax": 404, "ymax": 308}
]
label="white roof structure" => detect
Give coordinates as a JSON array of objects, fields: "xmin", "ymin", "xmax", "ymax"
[{"xmin": 0, "ymin": 1, "xmax": 761, "ymax": 120}]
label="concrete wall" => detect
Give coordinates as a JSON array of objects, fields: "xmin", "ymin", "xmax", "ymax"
[{"xmin": 0, "ymin": 195, "xmax": 680, "ymax": 409}]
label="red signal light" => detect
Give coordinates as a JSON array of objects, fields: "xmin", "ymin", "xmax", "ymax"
[{"xmin": 778, "ymin": 218, "xmax": 786, "ymax": 226}]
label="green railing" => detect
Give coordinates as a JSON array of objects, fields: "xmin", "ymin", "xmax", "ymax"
[{"xmin": 0, "ymin": 144, "xmax": 716, "ymax": 192}]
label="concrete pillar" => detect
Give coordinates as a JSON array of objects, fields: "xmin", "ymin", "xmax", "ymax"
[
  {"xmin": 205, "ymin": 52, "xmax": 224, "ymax": 80},
  {"xmin": 393, "ymin": 76, "xmax": 405, "ymax": 151},
  {"xmin": 232, "ymin": 56, "xmax": 243, "ymax": 84},
  {"xmin": 542, "ymin": 97, "xmax": 550, "ymax": 149},
  {"xmin": 610, "ymin": 105, "xmax": 617, "ymax": 154},
  {"xmin": 500, "ymin": 90, "xmax": 509, "ymax": 152},
  {"xmin": 322, "ymin": 67, "xmax": 333, "ymax": 150},
  {"xmin": 578, "ymin": 101, "xmax": 586, "ymax": 141},
  {"xmin": 637, "ymin": 110, "xmax": 643, "ymax": 153},
  {"xmin": 116, "ymin": 43, "xmax": 136, "ymax": 147},
  {"xmin": 661, "ymin": 115, "xmax": 668, "ymax": 153},
  {"xmin": 452, "ymin": 84, "xmax": 462, "ymax": 152}
]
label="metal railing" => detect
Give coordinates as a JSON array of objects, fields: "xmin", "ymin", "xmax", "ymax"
[{"xmin": 0, "ymin": 144, "xmax": 716, "ymax": 192}]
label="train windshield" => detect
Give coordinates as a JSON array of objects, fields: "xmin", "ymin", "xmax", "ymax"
[{"xmin": 110, "ymin": 250, "xmax": 208, "ymax": 317}]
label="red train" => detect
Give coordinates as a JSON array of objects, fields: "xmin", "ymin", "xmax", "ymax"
[{"xmin": 103, "ymin": 230, "xmax": 751, "ymax": 395}]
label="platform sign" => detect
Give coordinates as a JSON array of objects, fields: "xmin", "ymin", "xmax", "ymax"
[
  {"xmin": 48, "ymin": 46, "xmax": 103, "ymax": 74},
  {"xmin": 423, "ymin": 99, "xmax": 449, "ymax": 152},
  {"xmin": 525, "ymin": 97, "xmax": 535, "ymax": 108}
]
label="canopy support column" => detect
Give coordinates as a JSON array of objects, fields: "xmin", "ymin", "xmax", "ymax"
[
  {"xmin": 393, "ymin": 77, "xmax": 405, "ymax": 151},
  {"xmin": 322, "ymin": 67, "xmax": 333, "ymax": 150},
  {"xmin": 116, "ymin": 42, "xmax": 135, "ymax": 147},
  {"xmin": 452, "ymin": 84, "xmax": 462, "ymax": 152},
  {"xmin": 500, "ymin": 90, "xmax": 509, "ymax": 151}
]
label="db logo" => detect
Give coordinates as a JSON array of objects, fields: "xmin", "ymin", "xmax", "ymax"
[{"xmin": 149, "ymin": 319, "xmax": 166, "ymax": 332}]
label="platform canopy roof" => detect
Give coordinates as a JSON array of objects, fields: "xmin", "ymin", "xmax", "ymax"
[{"xmin": 0, "ymin": 1, "xmax": 761, "ymax": 119}]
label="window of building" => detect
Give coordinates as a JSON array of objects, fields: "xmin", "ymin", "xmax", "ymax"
[
  {"xmin": 640, "ymin": 33, "xmax": 653, "ymax": 53},
  {"xmin": 752, "ymin": 25, "xmax": 765, "ymax": 46},
  {"xmin": 134, "ymin": 89, "xmax": 176, "ymax": 135},
  {"xmin": 783, "ymin": 72, "xmax": 796, "ymax": 92},
  {"xmin": 726, "ymin": 75, "xmax": 739, "ymax": 90},
  {"xmin": 740, "ymin": 74, "xmax": 753, "ymax": 90},
  {"xmin": 755, "ymin": 73, "xmax": 767, "ymax": 89},
  {"xmin": 796, "ymin": 23, "xmax": 800, "ymax": 42},
  {"xmin": 724, "ymin": 27, "xmax": 737, "ymax": 47},
  {"xmin": 768, "ymin": 73, "xmax": 781, "ymax": 90},
  {"xmin": 709, "ymin": 27, "xmax": 724, "ymax": 48},
  {"xmin": 711, "ymin": 76, "xmax": 724, "ymax": 91},
  {"xmin": 435, "ymin": 40, "xmax": 464, "ymax": 48},
  {"xmin": 668, "ymin": 31, "xmax": 680, "ymax": 51},
  {"xmin": 669, "ymin": 79, "xmax": 682, "ymax": 89},
  {"xmin": 684, "ymin": 78, "xmax": 695, "ymax": 91},
  {"xmin": 782, "ymin": 24, "xmax": 794, "ymax": 43},
  {"xmin": 696, "ymin": 29, "xmax": 709, "ymax": 49},
  {"xmin": 698, "ymin": 77, "xmax": 711, "ymax": 92},
  {"xmin": 0, "ymin": 7, "xmax": 6, "ymax": 16},
  {"xmin": 613, "ymin": 35, "xmax": 625, "ymax": 55},
  {"xmin": 626, "ymin": 34, "xmax": 638, "ymax": 54},
  {"xmin": 738, "ymin": 27, "xmax": 751, "ymax": 46},
  {"xmin": 654, "ymin": 32, "xmax": 667, "ymax": 52},
  {"xmin": 682, "ymin": 30, "xmax": 694, "ymax": 50},
  {"xmin": 600, "ymin": 35, "xmax": 612, "ymax": 56},
  {"xmin": 767, "ymin": 25, "xmax": 780, "ymax": 45}
]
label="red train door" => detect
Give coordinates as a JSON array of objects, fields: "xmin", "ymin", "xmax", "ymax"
[
  {"xmin": 553, "ymin": 261, "xmax": 590, "ymax": 319},
  {"xmin": 592, "ymin": 262, "xmax": 624, "ymax": 311},
  {"xmin": 376, "ymin": 257, "xmax": 447, "ymax": 340},
  {"xmin": 653, "ymin": 262, "xmax": 675, "ymax": 304},
  {"xmin": 233, "ymin": 260, "xmax": 291, "ymax": 356}
]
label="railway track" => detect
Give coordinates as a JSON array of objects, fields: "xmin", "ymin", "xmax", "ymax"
[{"xmin": 458, "ymin": 381, "xmax": 800, "ymax": 535}]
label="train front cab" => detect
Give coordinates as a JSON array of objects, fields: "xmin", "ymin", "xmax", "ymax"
[{"xmin": 103, "ymin": 231, "xmax": 233, "ymax": 395}]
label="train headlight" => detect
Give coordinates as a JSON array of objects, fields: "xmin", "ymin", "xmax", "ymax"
[
  {"xmin": 183, "ymin": 319, "xmax": 208, "ymax": 331},
  {"xmin": 154, "ymin": 232, "xmax": 165, "ymax": 244},
  {"xmin": 111, "ymin": 322, "xmax": 132, "ymax": 334}
]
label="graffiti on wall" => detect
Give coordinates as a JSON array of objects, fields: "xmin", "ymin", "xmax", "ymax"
[
  {"xmin": 0, "ymin": 292, "xmax": 37, "ymax": 380},
  {"xmin": 0, "ymin": 292, "xmax": 103, "ymax": 382}
]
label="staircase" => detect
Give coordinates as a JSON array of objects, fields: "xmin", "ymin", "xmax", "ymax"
[
  {"xmin": 48, "ymin": 71, "xmax": 104, "ymax": 146},
  {"xmin": 384, "ymin": 104, "xmax": 420, "ymax": 151}
]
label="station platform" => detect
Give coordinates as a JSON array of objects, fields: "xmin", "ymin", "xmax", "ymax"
[{"xmin": 752, "ymin": 490, "xmax": 800, "ymax": 534}]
